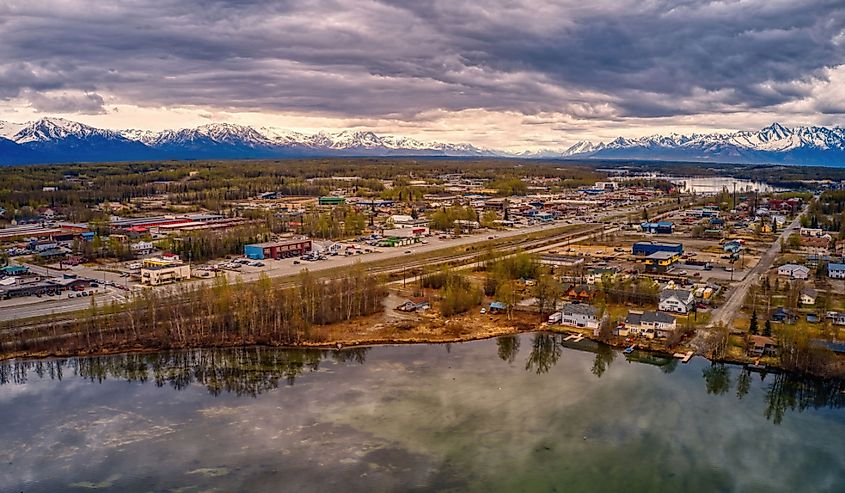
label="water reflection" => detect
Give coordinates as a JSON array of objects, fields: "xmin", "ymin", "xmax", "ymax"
[
  {"xmin": 0, "ymin": 346, "xmax": 370, "ymax": 397},
  {"xmin": 0, "ymin": 337, "xmax": 842, "ymax": 424}
]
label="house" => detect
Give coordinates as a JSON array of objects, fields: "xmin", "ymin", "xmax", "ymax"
[
  {"xmin": 800, "ymin": 227, "xmax": 825, "ymax": 237},
  {"xmin": 826, "ymin": 311, "xmax": 845, "ymax": 326},
  {"xmin": 800, "ymin": 288, "xmax": 817, "ymax": 306},
  {"xmin": 585, "ymin": 267, "xmax": 618, "ymax": 285},
  {"xmin": 748, "ymin": 335, "xmax": 777, "ymax": 357},
  {"xmin": 396, "ymin": 298, "xmax": 430, "ymax": 312},
  {"xmin": 723, "ymin": 240, "xmax": 743, "ymax": 254},
  {"xmin": 777, "ymin": 264, "xmax": 809, "ymax": 280},
  {"xmin": 620, "ymin": 311, "xmax": 677, "ymax": 339},
  {"xmin": 659, "ymin": 289, "xmax": 694, "ymax": 314},
  {"xmin": 489, "ymin": 301, "xmax": 508, "ymax": 314},
  {"xmin": 771, "ymin": 307, "xmax": 797, "ymax": 324},
  {"xmin": 130, "ymin": 241, "xmax": 155, "ymax": 256},
  {"xmin": 558, "ymin": 303, "xmax": 599, "ymax": 329},
  {"xmin": 828, "ymin": 263, "xmax": 845, "ymax": 279},
  {"xmin": 563, "ymin": 284, "xmax": 593, "ymax": 302}
]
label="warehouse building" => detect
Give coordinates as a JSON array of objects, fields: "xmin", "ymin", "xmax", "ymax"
[
  {"xmin": 632, "ymin": 241, "xmax": 683, "ymax": 257},
  {"xmin": 244, "ymin": 239, "xmax": 312, "ymax": 260}
]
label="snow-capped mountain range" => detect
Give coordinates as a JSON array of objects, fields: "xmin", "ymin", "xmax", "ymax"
[
  {"xmin": 0, "ymin": 118, "xmax": 844, "ymax": 166},
  {"xmin": 561, "ymin": 123, "xmax": 845, "ymax": 166}
]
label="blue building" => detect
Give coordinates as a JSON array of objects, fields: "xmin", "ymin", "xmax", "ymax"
[
  {"xmin": 640, "ymin": 221, "xmax": 674, "ymax": 234},
  {"xmin": 632, "ymin": 241, "xmax": 683, "ymax": 257}
]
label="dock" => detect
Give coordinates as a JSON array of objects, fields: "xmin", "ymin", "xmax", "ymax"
[
  {"xmin": 563, "ymin": 333, "xmax": 585, "ymax": 342},
  {"xmin": 673, "ymin": 351, "xmax": 694, "ymax": 363}
]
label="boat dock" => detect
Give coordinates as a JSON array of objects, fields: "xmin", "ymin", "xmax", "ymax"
[
  {"xmin": 673, "ymin": 351, "xmax": 694, "ymax": 363},
  {"xmin": 564, "ymin": 333, "xmax": 585, "ymax": 342}
]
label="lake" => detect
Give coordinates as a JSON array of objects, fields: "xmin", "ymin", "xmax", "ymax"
[{"xmin": 1, "ymin": 334, "xmax": 843, "ymax": 492}]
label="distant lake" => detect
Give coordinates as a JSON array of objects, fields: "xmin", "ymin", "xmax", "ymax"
[
  {"xmin": 1, "ymin": 335, "xmax": 843, "ymax": 492},
  {"xmin": 613, "ymin": 174, "xmax": 783, "ymax": 194}
]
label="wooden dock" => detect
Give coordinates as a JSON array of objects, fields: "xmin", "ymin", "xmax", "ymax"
[
  {"xmin": 673, "ymin": 351, "xmax": 694, "ymax": 363},
  {"xmin": 563, "ymin": 333, "xmax": 585, "ymax": 342}
]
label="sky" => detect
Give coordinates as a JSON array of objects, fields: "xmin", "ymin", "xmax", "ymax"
[{"xmin": 0, "ymin": 0, "xmax": 843, "ymax": 151}]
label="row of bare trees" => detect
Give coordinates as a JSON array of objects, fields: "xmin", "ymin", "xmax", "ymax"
[{"xmin": 6, "ymin": 269, "xmax": 387, "ymax": 357}]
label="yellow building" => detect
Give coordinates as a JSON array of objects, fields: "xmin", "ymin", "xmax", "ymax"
[{"xmin": 140, "ymin": 264, "xmax": 191, "ymax": 285}]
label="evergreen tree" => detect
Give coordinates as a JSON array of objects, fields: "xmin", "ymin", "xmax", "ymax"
[
  {"xmin": 763, "ymin": 319, "xmax": 772, "ymax": 337},
  {"xmin": 749, "ymin": 311, "xmax": 758, "ymax": 335}
]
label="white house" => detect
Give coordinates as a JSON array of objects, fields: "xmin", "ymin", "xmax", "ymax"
[
  {"xmin": 659, "ymin": 289, "xmax": 694, "ymax": 314},
  {"xmin": 800, "ymin": 227, "xmax": 825, "ymax": 238},
  {"xmin": 777, "ymin": 264, "xmax": 810, "ymax": 280},
  {"xmin": 828, "ymin": 263, "xmax": 845, "ymax": 279},
  {"xmin": 558, "ymin": 303, "xmax": 599, "ymax": 330},
  {"xmin": 620, "ymin": 311, "xmax": 677, "ymax": 339},
  {"xmin": 800, "ymin": 288, "xmax": 818, "ymax": 306},
  {"xmin": 130, "ymin": 241, "xmax": 155, "ymax": 256}
]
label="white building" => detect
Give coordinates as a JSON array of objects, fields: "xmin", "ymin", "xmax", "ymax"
[
  {"xmin": 777, "ymin": 264, "xmax": 810, "ymax": 280},
  {"xmin": 828, "ymin": 263, "xmax": 845, "ymax": 279},
  {"xmin": 558, "ymin": 303, "xmax": 599, "ymax": 329},
  {"xmin": 140, "ymin": 264, "xmax": 191, "ymax": 286},
  {"xmin": 130, "ymin": 241, "xmax": 155, "ymax": 256},
  {"xmin": 620, "ymin": 311, "xmax": 677, "ymax": 339},
  {"xmin": 659, "ymin": 289, "xmax": 694, "ymax": 314}
]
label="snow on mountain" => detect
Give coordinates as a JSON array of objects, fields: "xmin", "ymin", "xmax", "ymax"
[
  {"xmin": 562, "ymin": 124, "xmax": 845, "ymax": 165},
  {"xmin": 1, "ymin": 118, "xmax": 844, "ymax": 166},
  {"xmin": 12, "ymin": 117, "xmax": 125, "ymax": 144},
  {"xmin": 0, "ymin": 120, "xmax": 25, "ymax": 140}
]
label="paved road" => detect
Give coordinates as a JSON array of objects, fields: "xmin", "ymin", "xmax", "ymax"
[{"xmin": 708, "ymin": 214, "xmax": 803, "ymax": 328}]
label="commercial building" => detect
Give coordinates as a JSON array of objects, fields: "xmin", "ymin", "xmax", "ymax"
[
  {"xmin": 640, "ymin": 221, "xmax": 674, "ymax": 234},
  {"xmin": 140, "ymin": 264, "xmax": 191, "ymax": 286},
  {"xmin": 643, "ymin": 251, "xmax": 680, "ymax": 273},
  {"xmin": 244, "ymin": 239, "xmax": 312, "ymax": 260},
  {"xmin": 318, "ymin": 196, "xmax": 345, "ymax": 206},
  {"xmin": 632, "ymin": 241, "xmax": 683, "ymax": 257}
]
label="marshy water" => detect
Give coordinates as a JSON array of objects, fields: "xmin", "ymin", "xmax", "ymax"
[{"xmin": 1, "ymin": 333, "xmax": 843, "ymax": 492}]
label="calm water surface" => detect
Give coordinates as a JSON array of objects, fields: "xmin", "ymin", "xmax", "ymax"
[{"xmin": 1, "ymin": 334, "xmax": 843, "ymax": 492}]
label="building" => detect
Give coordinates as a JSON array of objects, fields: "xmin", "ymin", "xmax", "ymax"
[
  {"xmin": 659, "ymin": 289, "xmax": 694, "ymax": 314},
  {"xmin": 558, "ymin": 303, "xmax": 599, "ymax": 329},
  {"xmin": 585, "ymin": 266, "xmax": 619, "ymax": 285},
  {"xmin": 620, "ymin": 311, "xmax": 677, "ymax": 339},
  {"xmin": 800, "ymin": 288, "xmax": 817, "ymax": 306},
  {"xmin": 777, "ymin": 264, "xmax": 810, "ymax": 280},
  {"xmin": 130, "ymin": 241, "xmax": 155, "ymax": 256},
  {"xmin": 537, "ymin": 254, "xmax": 585, "ymax": 268},
  {"xmin": 828, "ymin": 263, "xmax": 845, "ymax": 279},
  {"xmin": 0, "ymin": 265, "xmax": 29, "ymax": 276},
  {"xmin": 748, "ymin": 335, "xmax": 777, "ymax": 357},
  {"xmin": 390, "ymin": 215, "xmax": 429, "ymax": 229},
  {"xmin": 244, "ymin": 239, "xmax": 312, "ymax": 260},
  {"xmin": 644, "ymin": 251, "xmax": 680, "ymax": 273},
  {"xmin": 632, "ymin": 241, "xmax": 683, "ymax": 257},
  {"xmin": 723, "ymin": 240, "xmax": 743, "ymax": 254},
  {"xmin": 140, "ymin": 264, "xmax": 191, "ymax": 286},
  {"xmin": 800, "ymin": 227, "xmax": 825, "ymax": 237},
  {"xmin": 318, "ymin": 196, "xmax": 345, "ymax": 206},
  {"xmin": 563, "ymin": 284, "xmax": 593, "ymax": 302},
  {"xmin": 640, "ymin": 221, "xmax": 674, "ymax": 234}
]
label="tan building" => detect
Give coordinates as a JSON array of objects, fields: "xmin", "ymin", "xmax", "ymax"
[{"xmin": 140, "ymin": 264, "xmax": 191, "ymax": 285}]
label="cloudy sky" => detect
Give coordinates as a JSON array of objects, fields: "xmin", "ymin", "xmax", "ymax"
[{"xmin": 0, "ymin": 0, "xmax": 843, "ymax": 150}]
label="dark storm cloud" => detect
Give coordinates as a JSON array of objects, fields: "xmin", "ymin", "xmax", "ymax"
[{"xmin": 0, "ymin": 0, "xmax": 842, "ymax": 119}]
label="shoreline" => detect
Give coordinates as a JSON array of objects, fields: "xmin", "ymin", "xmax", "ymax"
[{"xmin": 3, "ymin": 320, "xmax": 842, "ymax": 380}]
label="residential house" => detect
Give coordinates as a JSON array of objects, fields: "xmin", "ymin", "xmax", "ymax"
[
  {"xmin": 800, "ymin": 288, "xmax": 817, "ymax": 306},
  {"xmin": 620, "ymin": 311, "xmax": 677, "ymax": 339},
  {"xmin": 748, "ymin": 335, "xmax": 777, "ymax": 357},
  {"xmin": 826, "ymin": 311, "xmax": 845, "ymax": 326},
  {"xmin": 396, "ymin": 298, "xmax": 430, "ymax": 312},
  {"xmin": 828, "ymin": 263, "xmax": 845, "ymax": 279},
  {"xmin": 771, "ymin": 307, "xmax": 797, "ymax": 324},
  {"xmin": 777, "ymin": 264, "xmax": 810, "ymax": 280},
  {"xmin": 559, "ymin": 303, "xmax": 599, "ymax": 329},
  {"xmin": 659, "ymin": 289, "xmax": 694, "ymax": 314},
  {"xmin": 585, "ymin": 267, "xmax": 618, "ymax": 285},
  {"xmin": 563, "ymin": 284, "xmax": 593, "ymax": 302}
]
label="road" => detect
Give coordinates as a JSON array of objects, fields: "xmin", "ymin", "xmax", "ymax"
[
  {"xmin": 708, "ymin": 214, "xmax": 803, "ymax": 328},
  {"xmin": 1, "ymin": 198, "xmax": 681, "ymax": 325}
]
